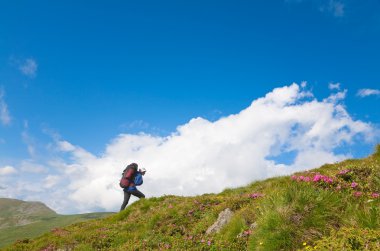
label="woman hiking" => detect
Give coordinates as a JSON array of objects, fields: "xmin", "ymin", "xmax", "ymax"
[{"xmin": 120, "ymin": 163, "xmax": 146, "ymax": 211}]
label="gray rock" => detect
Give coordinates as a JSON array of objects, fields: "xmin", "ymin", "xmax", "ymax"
[
  {"xmin": 206, "ymin": 208, "xmax": 233, "ymax": 234},
  {"xmin": 250, "ymin": 222, "xmax": 257, "ymax": 229}
]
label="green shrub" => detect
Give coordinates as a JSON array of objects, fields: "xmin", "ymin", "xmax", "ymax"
[{"xmin": 312, "ymin": 227, "xmax": 380, "ymax": 250}]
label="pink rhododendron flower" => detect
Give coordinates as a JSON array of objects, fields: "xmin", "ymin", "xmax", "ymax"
[
  {"xmin": 249, "ymin": 193, "xmax": 264, "ymax": 199},
  {"xmin": 313, "ymin": 174, "xmax": 322, "ymax": 182},
  {"xmin": 292, "ymin": 174, "xmax": 333, "ymax": 184},
  {"xmin": 351, "ymin": 182, "xmax": 358, "ymax": 188},
  {"xmin": 312, "ymin": 174, "xmax": 333, "ymax": 183},
  {"xmin": 354, "ymin": 191, "xmax": 362, "ymax": 197},
  {"xmin": 338, "ymin": 169, "xmax": 351, "ymax": 175},
  {"xmin": 323, "ymin": 177, "xmax": 333, "ymax": 183},
  {"xmin": 371, "ymin": 193, "xmax": 379, "ymax": 198}
]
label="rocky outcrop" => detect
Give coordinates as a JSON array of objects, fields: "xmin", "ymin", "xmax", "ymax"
[{"xmin": 206, "ymin": 208, "xmax": 233, "ymax": 234}]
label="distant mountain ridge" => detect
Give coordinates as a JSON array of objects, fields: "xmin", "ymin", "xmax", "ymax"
[
  {"xmin": 0, "ymin": 198, "xmax": 56, "ymax": 229},
  {"xmin": 0, "ymin": 198, "xmax": 113, "ymax": 248}
]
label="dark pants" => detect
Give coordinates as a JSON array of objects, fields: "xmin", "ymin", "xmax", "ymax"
[{"xmin": 120, "ymin": 189, "xmax": 145, "ymax": 211}]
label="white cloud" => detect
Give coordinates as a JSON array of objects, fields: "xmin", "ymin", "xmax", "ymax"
[
  {"xmin": 19, "ymin": 58, "xmax": 38, "ymax": 78},
  {"xmin": 21, "ymin": 130, "xmax": 37, "ymax": 158},
  {"xmin": 44, "ymin": 175, "xmax": 60, "ymax": 188},
  {"xmin": 0, "ymin": 88, "xmax": 11, "ymax": 125},
  {"xmin": 323, "ymin": 89, "xmax": 347, "ymax": 103},
  {"xmin": 0, "ymin": 165, "xmax": 17, "ymax": 175},
  {"xmin": 0, "ymin": 83, "xmax": 376, "ymax": 213},
  {"xmin": 57, "ymin": 140, "xmax": 76, "ymax": 152},
  {"xmin": 20, "ymin": 160, "xmax": 47, "ymax": 173},
  {"xmin": 328, "ymin": 82, "xmax": 340, "ymax": 90},
  {"xmin": 357, "ymin": 88, "xmax": 380, "ymax": 98}
]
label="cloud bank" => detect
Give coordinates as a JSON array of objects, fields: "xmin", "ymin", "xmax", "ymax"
[{"xmin": 0, "ymin": 83, "xmax": 375, "ymax": 213}]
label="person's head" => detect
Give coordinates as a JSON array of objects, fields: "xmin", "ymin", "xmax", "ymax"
[{"xmin": 139, "ymin": 168, "xmax": 147, "ymax": 175}]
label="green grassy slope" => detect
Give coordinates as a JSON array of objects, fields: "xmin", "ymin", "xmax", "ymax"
[
  {"xmin": 3, "ymin": 145, "xmax": 380, "ymax": 250},
  {"xmin": 0, "ymin": 199, "xmax": 113, "ymax": 248}
]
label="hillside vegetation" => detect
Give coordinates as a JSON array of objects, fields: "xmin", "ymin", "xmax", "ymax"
[
  {"xmin": 3, "ymin": 145, "xmax": 380, "ymax": 250},
  {"xmin": 0, "ymin": 199, "xmax": 112, "ymax": 248}
]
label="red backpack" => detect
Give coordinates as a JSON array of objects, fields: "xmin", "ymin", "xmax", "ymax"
[{"xmin": 119, "ymin": 163, "xmax": 138, "ymax": 188}]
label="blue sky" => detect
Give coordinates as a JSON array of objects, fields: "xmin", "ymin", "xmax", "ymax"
[{"xmin": 0, "ymin": 1, "xmax": 380, "ymax": 213}]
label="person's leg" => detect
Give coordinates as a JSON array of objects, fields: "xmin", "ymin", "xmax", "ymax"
[
  {"xmin": 120, "ymin": 191, "xmax": 131, "ymax": 211},
  {"xmin": 130, "ymin": 189, "xmax": 145, "ymax": 199}
]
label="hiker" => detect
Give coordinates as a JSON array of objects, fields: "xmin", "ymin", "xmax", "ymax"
[{"xmin": 120, "ymin": 164, "xmax": 146, "ymax": 211}]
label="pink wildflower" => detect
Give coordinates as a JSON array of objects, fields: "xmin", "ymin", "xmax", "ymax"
[
  {"xmin": 291, "ymin": 175, "xmax": 297, "ymax": 180},
  {"xmin": 353, "ymin": 191, "xmax": 362, "ymax": 197},
  {"xmin": 249, "ymin": 193, "xmax": 264, "ymax": 199},
  {"xmin": 313, "ymin": 174, "xmax": 332, "ymax": 183},
  {"xmin": 371, "ymin": 193, "xmax": 379, "ymax": 198},
  {"xmin": 299, "ymin": 176, "xmax": 304, "ymax": 181},
  {"xmin": 168, "ymin": 204, "xmax": 173, "ymax": 208},
  {"xmin": 207, "ymin": 240, "xmax": 211, "ymax": 246},
  {"xmin": 338, "ymin": 169, "xmax": 350, "ymax": 175},
  {"xmin": 313, "ymin": 174, "xmax": 322, "ymax": 182},
  {"xmin": 245, "ymin": 229, "xmax": 252, "ymax": 235},
  {"xmin": 326, "ymin": 177, "xmax": 333, "ymax": 183},
  {"xmin": 201, "ymin": 239, "xmax": 205, "ymax": 243},
  {"xmin": 351, "ymin": 182, "xmax": 358, "ymax": 188},
  {"xmin": 304, "ymin": 177, "xmax": 311, "ymax": 182}
]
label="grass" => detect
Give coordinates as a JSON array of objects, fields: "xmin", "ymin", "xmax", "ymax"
[
  {"xmin": 2, "ymin": 145, "xmax": 380, "ymax": 250},
  {"xmin": 0, "ymin": 213, "xmax": 113, "ymax": 248}
]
